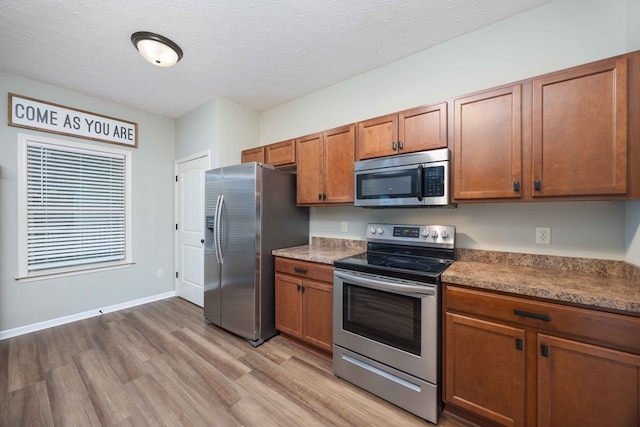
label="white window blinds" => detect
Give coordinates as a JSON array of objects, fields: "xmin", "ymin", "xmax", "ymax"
[{"xmin": 25, "ymin": 141, "xmax": 127, "ymax": 272}]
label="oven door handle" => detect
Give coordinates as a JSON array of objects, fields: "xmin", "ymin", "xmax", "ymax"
[{"xmin": 335, "ymin": 270, "xmax": 436, "ymax": 296}]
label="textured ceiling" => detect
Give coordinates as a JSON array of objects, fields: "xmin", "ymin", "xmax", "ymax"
[{"xmin": 0, "ymin": 0, "xmax": 552, "ymax": 118}]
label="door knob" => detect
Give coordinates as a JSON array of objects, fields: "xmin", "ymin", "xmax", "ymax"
[{"xmin": 200, "ymin": 239, "xmax": 205, "ymax": 244}]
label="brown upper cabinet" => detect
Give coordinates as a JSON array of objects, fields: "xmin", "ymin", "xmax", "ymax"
[
  {"xmin": 356, "ymin": 103, "xmax": 447, "ymax": 160},
  {"xmin": 241, "ymin": 146, "xmax": 265, "ymax": 164},
  {"xmin": 531, "ymin": 57, "xmax": 628, "ymax": 198},
  {"xmin": 241, "ymin": 51, "xmax": 640, "ymax": 203},
  {"xmin": 453, "ymin": 84, "xmax": 523, "ymax": 201},
  {"xmin": 453, "ymin": 51, "xmax": 640, "ymax": 202},
  {"xmin": 296, "ymin": 125, "xmax": 355, "ymax": 205},
  {"xmin": 265, "ymin": 139, "xmax": 296, "ymax": 168},
  {"xmin": 240, "ymin": 139, "xmax": 295, "ymax": 169}
]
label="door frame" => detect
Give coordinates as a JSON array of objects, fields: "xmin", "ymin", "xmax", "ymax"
[{"xmin": 174, "ymin": 150, "xmax": 211, "ymax": 300}]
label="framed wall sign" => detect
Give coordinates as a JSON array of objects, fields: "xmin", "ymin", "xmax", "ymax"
[{"xmin": 8, "ymin": 93, "xmax": 138, "ymax": 148}]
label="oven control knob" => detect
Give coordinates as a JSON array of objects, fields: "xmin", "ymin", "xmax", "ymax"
[
  {"xmin": 376, "ymin": 227, "xmax": 384, "ymax": 235},
  {"xmin": 431, "ymin": 230, "xmax": 439, "ymax": 238},
  {"xmin": 441, "ymin": 229, "xmax": 449, "ymax": 239},
  {"xmin": 422, "ymin": 229, "xmax": 429, "ymax": 237},
  {"xmin": 370, "ymin": 227, "xmax": 377, "ymax": 234}
]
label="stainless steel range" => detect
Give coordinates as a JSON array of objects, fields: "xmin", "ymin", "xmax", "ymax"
[{"xmin": 333, "ymin": 223, "xmax": 455, "ymax": 424}]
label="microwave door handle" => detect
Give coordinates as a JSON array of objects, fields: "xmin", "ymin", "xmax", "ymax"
[{"xmin": 417, "ymin": 165, "xmax": 423, "ymax": 201}]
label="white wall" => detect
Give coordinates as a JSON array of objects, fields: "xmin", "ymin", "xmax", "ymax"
[
  {"xmin": 629, "ymin": 0, "xmax": 640, "ymax": 51},
  {"xmin": 626, "ymin": 201, "xmax": 640, "ymax": 265},
  {"xmin": 310, "ymin": 202, "xmax": 626, "ymax": 260},
  {"xmin": 260, "ymin": 0, "xmax": 629, "ymax": 144},
  {"xmin": 175, "ymin": 99, "xmax": 219, "ymax": 161},
  {"xmin": 175, "ymin": 97, "xmax": 259, "ymax": 167},
  {"xmin": 259, "ymin": 0, "xmax": 639, "ymax": 265},
  {"xmin": 216, "ymin": 97, "xmax": 261, "ymax": 167},
  {"xmin": 0, "ymin": 71, "xmax": 176, "ymax": 332}
]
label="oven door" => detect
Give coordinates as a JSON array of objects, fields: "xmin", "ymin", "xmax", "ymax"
[{"xmin": 333, "ymin": 268, "xmax": 439, "ymax": 382}]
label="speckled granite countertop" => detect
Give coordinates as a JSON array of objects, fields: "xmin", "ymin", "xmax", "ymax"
[
  {"xmin": 443, "ymin": 249, "xmax": 640, "ymax": 316},
  {"xmin": 272, "ymin": 237, "xmax": 366, "ymax": 265},
  {"xmin": 273, "ymin": 241, "xmax": 640, "ymax": 316}
]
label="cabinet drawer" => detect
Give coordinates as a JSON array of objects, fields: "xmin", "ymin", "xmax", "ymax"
[
  {"xmin": 275, "ymin": 257, "xmax": 334, "ymax": 283},
  {"xmin": 445, "ymin": 284, "xmax": 640, "ymax": 354}
]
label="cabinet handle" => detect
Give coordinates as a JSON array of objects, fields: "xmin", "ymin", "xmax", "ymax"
[
  {"xmin": 392, "ymin": 141, "xmax": 398, "ymax": 150},
  {"xmin": 513, "ymin": 181, "xmax": 520, "ymax": 192},
  {"xmin": 294, "ymin": 267, "xmax": 308, "ymax": 274},
  {"xmin": 301, "ymin": 285, "xmax": 305, "ymax": 293},
  {"xmin": 514, "ymin": 309, "xmax": 551, "ymax": 322},
  {"xmin": 398, "ymin": 140, "xmax": 403, "ymax": 150},
  {"xmin": 515, "ymin": 338, "xmax": 523, "ymax": 351},
  {"xmin": 318, "ymin": 193, "xmax": 322, "ymax": 200},
  {"xmin": 322, "ymin": 193, "xmax": 326, "ymax": 200},
  {"xmin": 534, "ymin": 180, "xmax": 541, "ymax": 191},
  {"xmin": 541, "ymin": 344, "xmax": 550, "ymax": 357},
  {"xmin": 296, "ymin": 284, "xmax": 301, "ymax": 292}
]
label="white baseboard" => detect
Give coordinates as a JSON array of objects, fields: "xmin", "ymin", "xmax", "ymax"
[{"xmin": 0, "ymin": 291, "xmax": 176, "ymax": 340}]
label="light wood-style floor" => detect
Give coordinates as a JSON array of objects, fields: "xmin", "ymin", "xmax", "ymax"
[{"xmin": 0, "ymin": 297, "xmax": 466, "ymax": 426}]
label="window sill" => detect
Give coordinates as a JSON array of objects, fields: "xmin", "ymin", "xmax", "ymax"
[{"xmin": 16, "ymin": 261, "xmax": 135, "ymax": 283}]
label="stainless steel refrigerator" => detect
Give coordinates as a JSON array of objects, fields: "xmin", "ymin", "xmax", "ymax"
[{"xmin": 203, "ymin": 162, "xmax": 309, "ymax": 346}]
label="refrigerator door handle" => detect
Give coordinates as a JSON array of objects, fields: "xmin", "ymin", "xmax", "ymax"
[
  {"xmin": 214, "ymin": 194, "xmax": 224, "ymax": 264},
  {"xmin": 216, "ymin": 194, "xmax": 225, "ymax": 264}
]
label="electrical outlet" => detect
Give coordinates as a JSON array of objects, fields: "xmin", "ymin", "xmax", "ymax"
[
  {"xmin": 341, "ymin": 221, "xmax": 348, "ymax": 233},
  {"xmin": 535, "ymin": 227, "xmax": 551, "ymax": 245},
  {"xmin": 156, "ymin": 269, "xmax": 164, "ymax": 278}
]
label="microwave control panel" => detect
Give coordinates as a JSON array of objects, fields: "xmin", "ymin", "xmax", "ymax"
[{"xmin": 423, "ymin": 166, "xmax": 445, "ymax": 197}]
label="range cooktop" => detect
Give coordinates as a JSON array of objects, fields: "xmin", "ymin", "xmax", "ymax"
[{"xmin": 334, "ymin": 223, "xmax": 456, "ymax": 283}]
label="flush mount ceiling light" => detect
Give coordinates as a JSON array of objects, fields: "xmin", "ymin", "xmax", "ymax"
[{"xmin": 131, "ymin": 31, "xmax": 183, "ymax": 67}]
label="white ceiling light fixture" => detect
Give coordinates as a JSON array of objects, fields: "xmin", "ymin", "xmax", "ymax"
[{"xmin": 131, "ymin": 31, "xmax": 183, "ymax": 67}]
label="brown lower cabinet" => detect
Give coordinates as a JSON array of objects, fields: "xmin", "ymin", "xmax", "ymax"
[
  {"xmin": 274, "ymin": 257, "xmax": 333, "ymax": 353},
  {"xmin": 444, "ymin": 284, "xmax": 640, "ymax": 427}
]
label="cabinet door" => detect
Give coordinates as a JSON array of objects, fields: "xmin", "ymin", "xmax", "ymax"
[
  {"xmin": 538, "ymin": 334, "xmax": 640, "ymax": 427},
  {"xmin": 356, "ymin": 113, "xmax": 398, "ymax": 160},
  {"xmin": 241, "ymin": 147, "xmax": 265, "ymax": 164},
  {"xmin": 302, "ymin": 279, "xmax": 333, "ymax": 352},
  {"xmin": 296, "ymin": 133, "xmax": 324, "ymax": 205},
  {"xmin": 275, "ymin": 274, "xmax": 302, "ymax": 338},
  {"xmin": 323, "ymin": 125, "xmax": 355, "ymax": 204},
  {"xmin": 399, "ymin": 103, "xmax": 447, "ymax": 154},
  {"xmin": 453, "ymin": 85, "xmax": 523, "ymax": 200},
  {"xmin": 445, "ymin": 313, "xmax": 525, "ymax": 427},
  {"xmin": 266, "ymin": 139, "xmax": 296, "ymax": 167},
  {"xmin": 532, "ymin": 57, "xmax": 628, "ymax": 197}
]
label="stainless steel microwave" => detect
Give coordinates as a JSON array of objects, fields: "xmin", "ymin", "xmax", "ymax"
[{"xmin": 354, "ymin": 148, "xmax": 453, "ymax": 208}]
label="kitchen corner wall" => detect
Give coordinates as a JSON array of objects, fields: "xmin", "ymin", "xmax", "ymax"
[
  {"xmin": 258, "ymin": 0, "xmax": 640, "ymax": 267},
  {"xmin": 0, "ymin": 71, "xmax": 176, "ymax": 332},
  {"xmin": 175, "ymin": 97, "xmax": 259, "ymax": 167}
]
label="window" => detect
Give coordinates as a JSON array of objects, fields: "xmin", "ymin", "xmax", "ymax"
[{"xmin": 17, "ymin": 134, "xmax": 132, "ymax": 280}]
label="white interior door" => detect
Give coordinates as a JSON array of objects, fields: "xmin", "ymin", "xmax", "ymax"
[{"xmin": 175, "ymin": 154, "xmax": 210, "ymax": 306}]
